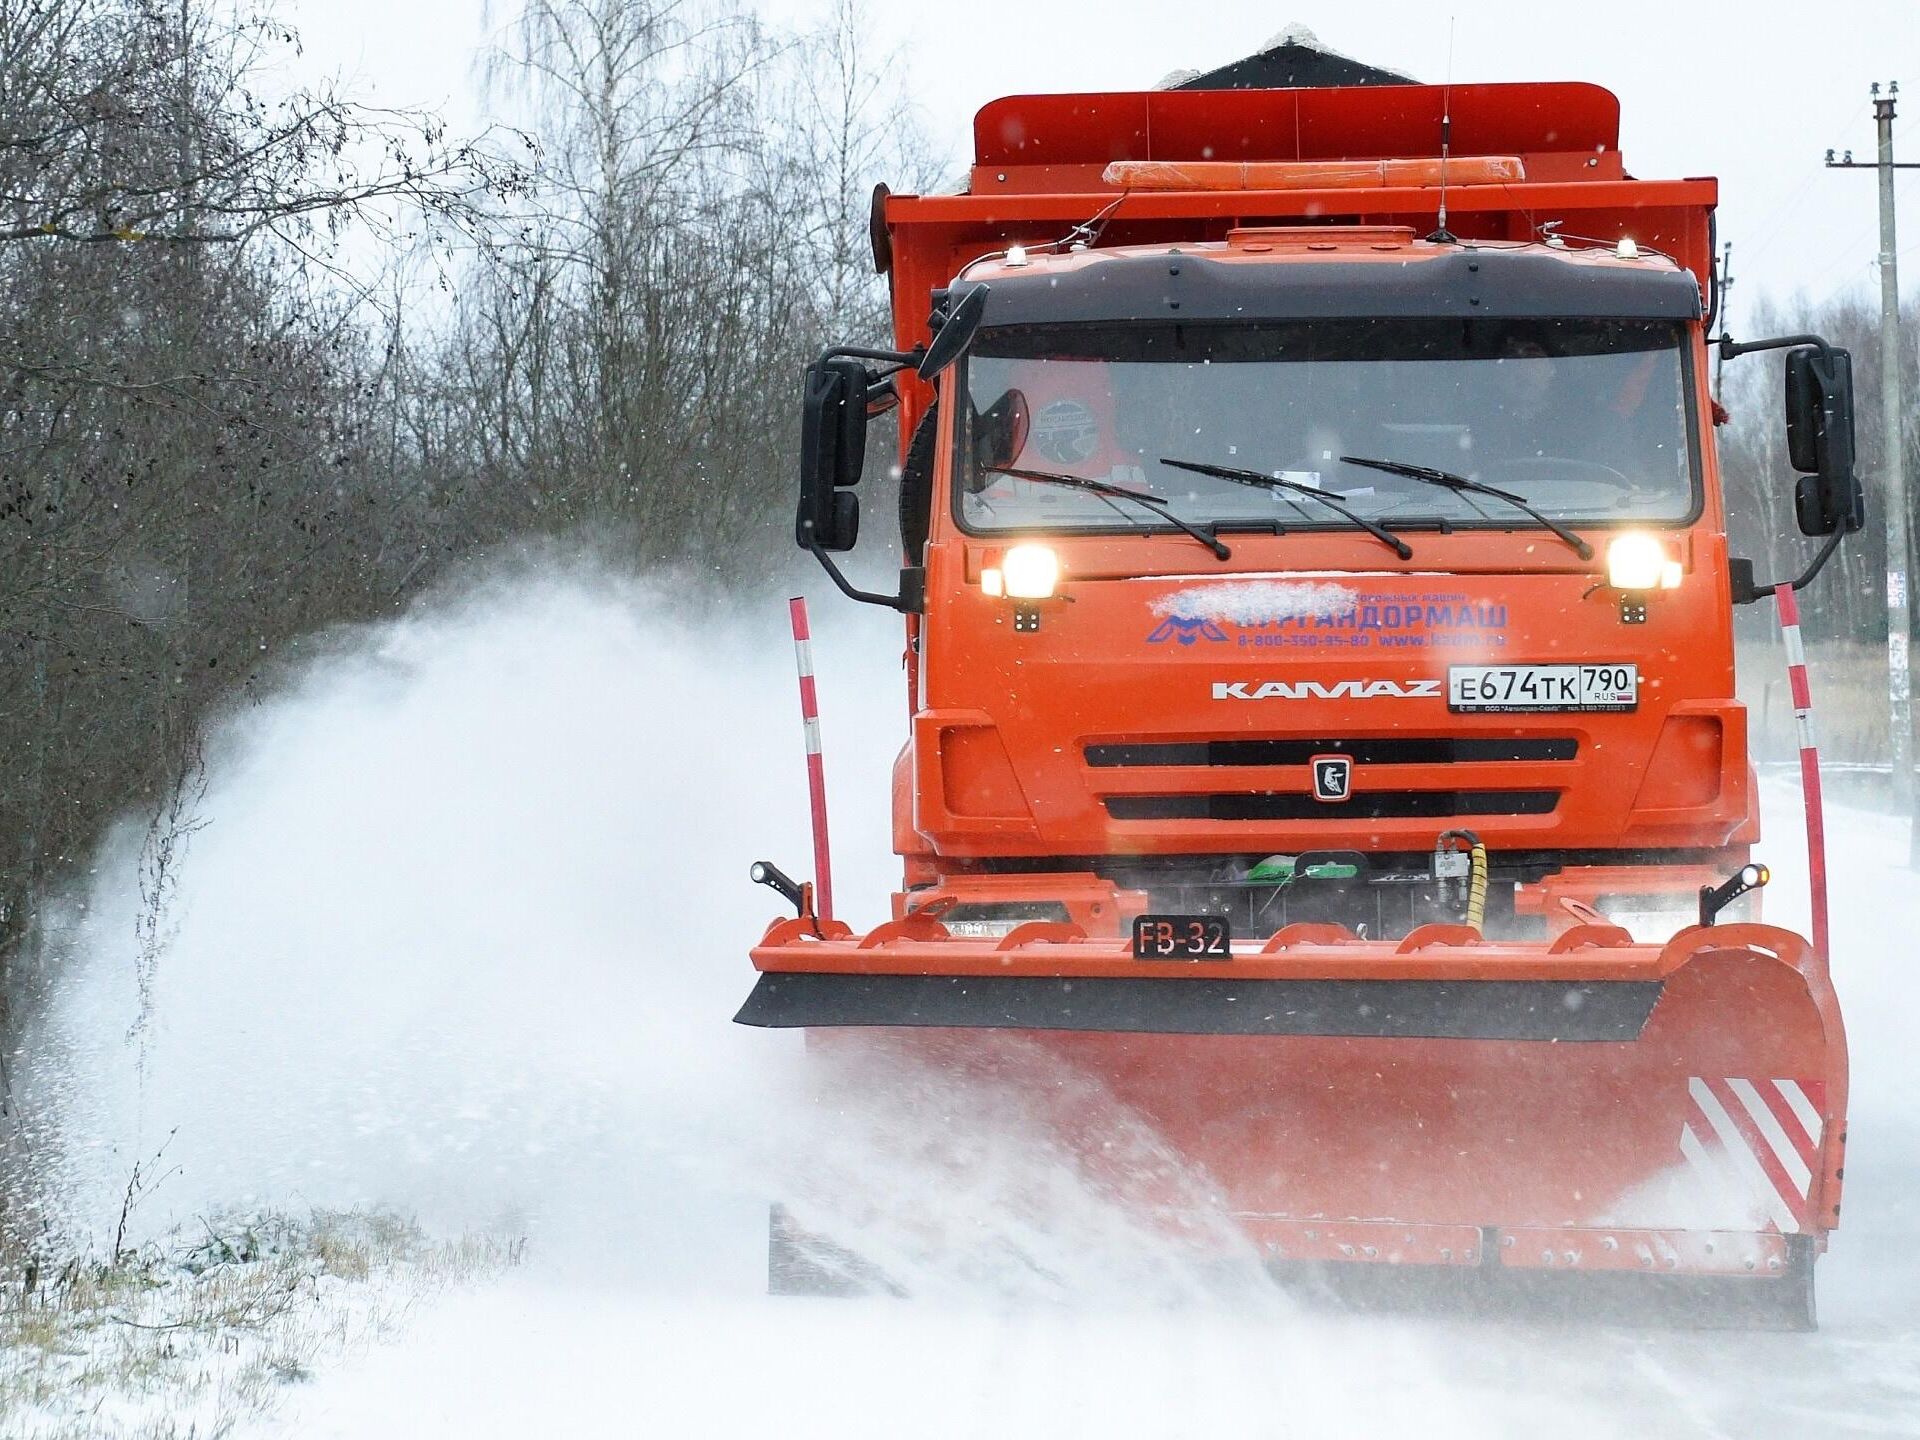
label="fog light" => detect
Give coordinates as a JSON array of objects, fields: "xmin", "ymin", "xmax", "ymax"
[
  {"xmin": 933, "ymin": 901, "xmax": 1070, "ymax": 938},
  {"xmin": 1606, "ymin": 533, "xmax": 1678, "ymax": 591},
  {"xmin": 1001, "ymin": 543, "xmax": 1060, "ymax": 599},
  {"xmin": 946, "ymin": 918, "xmax": 1023, "ymax": 938}
]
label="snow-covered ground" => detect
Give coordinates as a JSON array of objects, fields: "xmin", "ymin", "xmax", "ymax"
[{"xmin": 16, "ymin": 568, "xmax": 1920, "ymax": 1438}]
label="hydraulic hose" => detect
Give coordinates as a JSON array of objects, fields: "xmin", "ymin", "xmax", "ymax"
[
  {"xmin": 1436, "ymin": 829, "xmax": 1489, "ymax": 931},
  {"xmin": 1465, "ymin": 836, "xmax": 1488, "ymax": 930}
]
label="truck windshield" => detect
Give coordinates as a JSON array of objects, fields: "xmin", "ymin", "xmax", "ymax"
[{"xmin": 956, "ymin": 317, "xmax": 1697, "ymax": 536}]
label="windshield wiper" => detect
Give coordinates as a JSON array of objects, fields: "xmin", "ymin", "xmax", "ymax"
[
  {"xmin": 1336, "ymin": 455, "xmax": 1593, "ymax": 560},
  {"xmin": 983, "ymin": 465, "xmax": 1231, "ymax": 560},
  {"xmin": 1159, "ymin": 457, "xmax": 1412, "ymax": 560}
]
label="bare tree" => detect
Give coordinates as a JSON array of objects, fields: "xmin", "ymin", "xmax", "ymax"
[
  {"xmin": 0, "ymin": 0, "xmax": 935, "ymax": 1056},
  {"xmin": 420, "ymin": 0, "xmax": 926, "ymax": 574},
  {"xmin": 0, "ymin": 0, "xmax": 522, "ymax": 247},
  {"xmin": 0, "ymin": 0, "xmax": 523, "ymax": 1001},
  {"xmin": 1721, "ymin": 290, "xmax": 1916, "ymax": 649}
]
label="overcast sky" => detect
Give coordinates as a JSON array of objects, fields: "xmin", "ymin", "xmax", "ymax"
[{"xmin": 288, "ymin": 0, "xmax": 1918, "ymax": 328}]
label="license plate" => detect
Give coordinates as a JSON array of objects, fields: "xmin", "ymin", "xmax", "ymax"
[
  {"xmin": 1131, "ymin": 913, "xmax": 1232, "ymax": 960},
  {"xmin": 1448, "ymin": 663, "xmax": 1639, "ymax": 713}
]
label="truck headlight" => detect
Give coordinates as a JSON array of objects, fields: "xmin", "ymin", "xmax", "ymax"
[
  {"xmin": 1000, "ymin": 543, "xmax": 1060, "ymax": 599},
  {"xmin": 1606, "ymin": 533, "xmax": 1681, "ymax": 591}
]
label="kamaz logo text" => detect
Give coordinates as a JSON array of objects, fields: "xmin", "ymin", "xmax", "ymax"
[{"xmin": 1212, "ymin": 679, "xmax": 1445, "ymax": 701}]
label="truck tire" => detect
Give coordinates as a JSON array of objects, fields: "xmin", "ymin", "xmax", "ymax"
[{"xmin": 898, "ymin": 404, "xmax": 939, "ymax": 560}]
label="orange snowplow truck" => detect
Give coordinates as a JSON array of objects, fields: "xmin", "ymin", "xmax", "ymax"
[{"xmin": 740, "ymin": 78, "xmax": 1865, "ymax": 1326}]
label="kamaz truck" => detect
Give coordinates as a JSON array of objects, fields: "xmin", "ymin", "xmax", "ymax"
[{"xmin": 739, "ymin": 74, "xmax": 1862, "ymax": 1327}]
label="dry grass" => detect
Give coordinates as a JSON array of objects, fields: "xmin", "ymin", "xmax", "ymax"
[
  {"xmin": 0, "ymin": 1209, "xmax": 522, "ymax": 1440},
  {"xmin": 1738, "ymin": 636, "xmax": 1907, "ymax": 768}
]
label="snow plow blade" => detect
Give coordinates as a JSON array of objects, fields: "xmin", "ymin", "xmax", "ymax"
[{"xmin": 739, "ymin": 916, "xmax": 1847, "ymax": 1322}]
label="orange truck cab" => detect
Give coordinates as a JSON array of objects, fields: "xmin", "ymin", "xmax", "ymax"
[{"xmin": 743, "ymin": 75, "xmax": 1863, "ymax": 1324}]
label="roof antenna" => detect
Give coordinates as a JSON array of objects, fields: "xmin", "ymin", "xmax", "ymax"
[{"xmin": 1428, "ymin": 17, "xmax": 1457, "ymax": 243}]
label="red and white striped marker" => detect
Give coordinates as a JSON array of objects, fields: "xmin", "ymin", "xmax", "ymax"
[
  {"xmin": 1775, "ymin": 584, "xmax": 1828, "ymax": 962},
  {"xmin": 788, "ymin": 597, "xmax": 833, "ymax": 921},
  {"xmin": 1680, "ymin": 1075, "xmax": 1827, "ymax": 1232}
]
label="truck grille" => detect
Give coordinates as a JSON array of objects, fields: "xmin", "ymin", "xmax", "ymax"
[
  {"xmin": 1086, "ymin": 737, "xmax": 1577, "ymax": 767},
  {"xmin": 1104, "ymin": 790, "xmax": 1561, "ymax": 821}
]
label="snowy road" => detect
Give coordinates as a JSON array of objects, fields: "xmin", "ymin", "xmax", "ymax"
[
  {"xmin": 262, "ymin": 798, "xmax": 1920, "ymax": 1440},
  {"xmin": 27, "ymin": 579, "xmax": 1920, "ymax": 1439}
]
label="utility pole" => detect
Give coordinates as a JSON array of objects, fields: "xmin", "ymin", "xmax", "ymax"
[{"xmin": 1828, "ymin": 81, "xmax": 1918, "ymax": 865}]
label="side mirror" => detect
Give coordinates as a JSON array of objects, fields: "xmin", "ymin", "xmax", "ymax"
[
  {"xmin": 795, "ymin": 356, "xmax": 870, "ymax": 552},
  {"xmin": 974, "ymin": 388, "xmax": 1030, "ymax": 471},
  {"xmin": 1784, "ymin": 346, "xmax": 1863, "ymax": 536},
  {"xmin": 865, "ymin": 375, "xmax": 900, "ymax": 419},
  {"xmin": 918, "ymin": 283, "xmax": 989, "ymax": 381}
]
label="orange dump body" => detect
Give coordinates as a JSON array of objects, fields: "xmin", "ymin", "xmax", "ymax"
[{"xmin": 741, "ymin": 79, "xmax": 1847, "ymax": 1308}]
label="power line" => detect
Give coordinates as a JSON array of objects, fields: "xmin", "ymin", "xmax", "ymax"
[
  {"xmin": 1741, "ymin": 98, "xmax": 1875, "ymax": 267},
  {"xmin": 1807, "ymin": 170, "xmax": 1920, "ymax": 310}
]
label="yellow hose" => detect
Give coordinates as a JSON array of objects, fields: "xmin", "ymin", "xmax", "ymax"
[
  {"xmin": 1437, "ymin": 829, "xmax": 1489, "ymax": 931},
  {"xmin": 1466, "ymin": 839, "xmax": 1488, "ymax": 930}
]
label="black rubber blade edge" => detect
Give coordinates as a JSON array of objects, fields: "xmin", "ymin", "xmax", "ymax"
[{"xmin": 734, "ymin": 973, "xmax": 1662, "ymax": 1040}]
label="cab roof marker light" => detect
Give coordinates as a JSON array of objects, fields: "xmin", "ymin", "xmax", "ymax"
[
  {"xmin": 1004, "ymin": 245, "xmax": 1030, "ymax": 267},
  {"xmin": 1615, "ymin": 236, "xmax": 1639, "ymax": 259}
]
